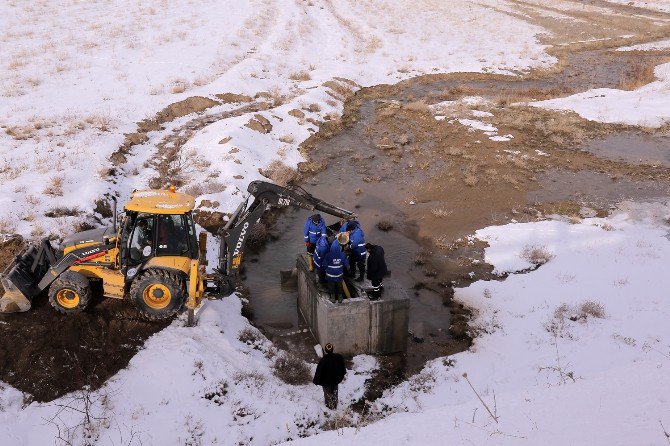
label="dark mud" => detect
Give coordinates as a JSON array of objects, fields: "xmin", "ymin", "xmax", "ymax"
[{"xmin": 0, "ymin": 239, "xmax": 170, "ymax": 402}]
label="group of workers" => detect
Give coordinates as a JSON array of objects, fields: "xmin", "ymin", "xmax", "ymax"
[{"xmin": 303, "ymin": 213, "xmax": 387, "ymax": 303}]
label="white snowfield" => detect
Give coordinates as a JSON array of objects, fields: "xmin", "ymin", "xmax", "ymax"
[
  {"xmin": 290, "ymin": 202, "xmax": 670, "ymax": 446},
  {"xmin": 533, "ymin": 62, "xmax": 670, "ymax": 128},
  {"xmin": 2, "ymin": 1, "xmax": 670, "ymax": 445},
  {"xmin": 0, "ymin": 0, "xmax": 555, "ymax": 236}
]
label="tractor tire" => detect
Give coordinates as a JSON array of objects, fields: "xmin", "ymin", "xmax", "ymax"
[
  {"xmin": 49, "ymin": 271, "xmax": 92, "ymax": 314},
  {"xmin": 130, "ymin": 269, "xmax": 187, "ymax": 321}
]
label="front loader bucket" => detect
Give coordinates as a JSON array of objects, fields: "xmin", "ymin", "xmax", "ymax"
[
  {"xmin": 0, "ymin": 277, "xmax": 32, "ymax": 313},
  {"xmin": 0, "ymin": 240, "xmax": 55, "ymax": 313}
]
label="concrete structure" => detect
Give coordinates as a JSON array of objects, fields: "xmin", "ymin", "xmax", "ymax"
[{"xmin": 296, "ymin": 254, "xmax": 409, "ymax": 355}]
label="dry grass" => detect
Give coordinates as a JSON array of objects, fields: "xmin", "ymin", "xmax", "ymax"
[
  {"xmin": 43, "ymin": 176, "xmax": 64, "ymax": 196},
  {"xmin": 464, "ymin": 174, "xmax": 478, "ymax": 187},
  {"xmin": 577, "ymin": 300, "xmax": 606, "ymax": 320},
  {"xmin": 431, "ymin": 207, "xmax": 453, "ymax": 218},
  {"xmin": 84, "ymin": 115, "xmax": 114, "ymax": 132},
  {"xmin": 279, "ymin": 134, "xmax": 295, "ymax": 144},
  {"xmin": 0, "ymin": 218, "xmax": 16, "ymax": 234},
  {"xmin": 618, "ymin": 60, "xmax": 656, "ymax": 90},
  {"xmin": 272, "ymin": 354, "xmax": 311, "ymax": 385},
  {"xmin": 259, "ymin": 160, "xmax": 299, "ymax": 186},
  {"xmin": 170, "ymin": 79, "xmax": 189, "ymax": 94},
  {"xmin": 322, "ymin": 80, "xmax": 353, "ymax": 100},
  {"xmin": 520, "ymin": 245, "xmax": 554, "ymax": 266},
  {"xmin": 45, "ymin": 207, "xmax": 80, "ymax": 218},
  {"xmin": 404, "ymin": 101, "xmax": 430, "ymax": 113},
  {"xmin": 289, "ymin": 70, "xmax": 311, "ymax": 81}
]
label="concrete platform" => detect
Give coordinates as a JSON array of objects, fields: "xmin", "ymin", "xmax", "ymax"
[{"xmin": 296, "ymin": 254, "xmax": 409, "ymax": 355}]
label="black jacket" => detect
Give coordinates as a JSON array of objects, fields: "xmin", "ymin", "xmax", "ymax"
[
  {"xmin": 366, "ymin": 245, "xmax": 388, "ymax": 282},
  {"xmin": 313, "ymin": 352, "xmax": 346, "ymax": 386}
]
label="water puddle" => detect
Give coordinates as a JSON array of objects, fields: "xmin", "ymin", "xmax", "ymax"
[
  {"xmin": 581, "ymin": 132, "xmax": 670, "ymax": 167},
  {"xmin": 243, "ymin": 45, "xmax": 670, "ymax": 387},
  {"xmin": 529, "ymin": 169, "xmax": 670, "ymax": 206}
]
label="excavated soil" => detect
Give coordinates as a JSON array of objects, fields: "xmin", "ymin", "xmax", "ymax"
[{"xmin": 0, "ymin": 238, "xmax": 170, "ymax": 402}]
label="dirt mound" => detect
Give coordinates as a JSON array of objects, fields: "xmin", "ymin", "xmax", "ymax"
[{"xmin": 0, "ymin": 238, "xmax": 170, "ymax": 402}]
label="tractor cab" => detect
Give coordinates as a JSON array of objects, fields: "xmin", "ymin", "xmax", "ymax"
[{"xmin": 119, "ymin": 188, "xmax": 199, "ymax": 274}]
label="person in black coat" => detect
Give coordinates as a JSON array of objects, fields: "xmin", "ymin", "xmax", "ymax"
[
  {"xmin": 366, "ymin": 243, "xmax": 387, "ymax": 300},
  {"xmin": 313, "ymin": 343, "xmax": 346, "ymax": 409}
]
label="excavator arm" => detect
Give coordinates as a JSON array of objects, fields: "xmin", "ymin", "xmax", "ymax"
[{"xmin": 213, "ymin": 180, "xmax": 355, "ymax": 294}]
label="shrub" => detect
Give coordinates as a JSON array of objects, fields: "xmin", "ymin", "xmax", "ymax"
[
  {"xmin": 577, "ymin": 300, "xmax": 606, "ymax": 320},
  {"xmin": 376, "ymin": 219, "xmax": 393, "ymax": 231},
  {"xmin": 45, "ymin": 207, "xmax": 80, "ymax": 218},
  {"xmin": 94, "ymin": 199, "xmax": 113, "ymax": 218},
  {"xmin": 43, "ymin": 176, "xmax": 64, "ymax": 196},
  {"xmin": 520, "ymin": 245, "xmax": 554, "ymax": 266},
  {"xmin": 273, "ymin": 354, "xmax": 311, "ymax": 385},
  {"xmin": 289, "ymin": 71, "xmax": 311, "ymax": 81}
]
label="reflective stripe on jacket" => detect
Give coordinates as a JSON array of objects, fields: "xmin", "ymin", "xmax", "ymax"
[
  {"xmin": 313, "ymin": 235, "xmax": 330, "ymax": 270},
  {"xmin": 349, "ymin": 227, "xmax": 366, "ymax": 260},
  {"xmin": 324, "ymin": 242, "xmax": 349, "ymax": 282},
  {"xmin": 304, "ymin": 217, "xmax": 327, "ymax": 244}
]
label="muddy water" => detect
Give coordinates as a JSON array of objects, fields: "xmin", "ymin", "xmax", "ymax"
[
  {"xmin": 529, "ymin": 170, "xmax": 670, "ymax": 205},
  {"xmin": 402, "ymin": 50, "xmax": 669, "ymax": 100},
  {"xmin": 244, "ymin": 47, "xmax": 670, "ymax": 380},
  {"xmin": 245, "ymin": 138, "xmax": 456, "ymax": 369},
  {"xmin": 582, "ymin": 132, "xmax": 670, "ymax": 167}
]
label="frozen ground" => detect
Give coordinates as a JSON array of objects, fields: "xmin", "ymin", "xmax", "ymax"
[
  {"xmin": 289, "ymin": 202, "xmax": 670, "ymax": 446},
  {"xmin": 532, "ymin": 61, "xmax": 670, "ymax": 128},
  {"xmin": 0, "ymin": 0, "xmax": 555, "ymax": 237}
]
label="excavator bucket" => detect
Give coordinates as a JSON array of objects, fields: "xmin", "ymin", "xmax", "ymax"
[{"xmin": 0, "ymin": 239, "xmax": 55, "ymax": 313}]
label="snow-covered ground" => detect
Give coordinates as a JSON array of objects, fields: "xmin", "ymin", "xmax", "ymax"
[
  {"xmin": 604, "ymin": 0, "xmax": 670, "ymax": 13},
  {"xmin": 289, "ymin": 202, "xmax": 670, "ymax": 445},
  {"xmin": 0, "ymin": 0, "xmax": 555, "ymax": 237},
  {"xmin": 0, "ymin": 295, "xmax": 377, "ymax": 445},
  {"xmin": 618, "ymin": 39, "xmax": 670, "ymax": 51},
  {"xmin": 3, "ymin": 1, "xmax": 670, "ymax": 445},
  {"xmin": 532, "ymin": 61, "xmax": 670, "ymax": 128}
]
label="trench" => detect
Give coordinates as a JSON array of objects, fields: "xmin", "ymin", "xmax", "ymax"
[{"xmin": 243, "ymin": 45, "xmax": 670, "ymax": 401}]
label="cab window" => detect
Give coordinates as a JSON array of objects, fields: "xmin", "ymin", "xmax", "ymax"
[
  {"xmin": 129, "ymin": 216, "xmax": 154, "ymax": 261},
  {"xmin": 156, "ymin": 214, "xmax": 189, "ymax": 256},
  {"xmin": 185, "ymin": 212, "xmax": 199, "ymax": 259}
]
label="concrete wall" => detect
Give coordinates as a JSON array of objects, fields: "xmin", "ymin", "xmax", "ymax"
[{"xmin": 296, "ymin": 254, "xmax": 408, "ymax": 355}]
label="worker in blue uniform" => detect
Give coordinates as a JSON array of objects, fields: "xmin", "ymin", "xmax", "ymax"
[
  {"xmin": 304, "ymin": 214, "xmax": 327, "ymax": 271},
  {"xmin": 323, "ymin": 241, "xmax": 349, "ymax": 303},
  {"xmin": 339, "ymin": 220, "xmax": 366, "ymax": 281},
  {"xmin": 313, "ymin": 234, "xmax": 330, "ymax": 283}
]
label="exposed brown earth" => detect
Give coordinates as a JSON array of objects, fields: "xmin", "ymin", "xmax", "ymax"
[{"xmin": 0, "ymin": 238, "xmax": 170, "ymax": 402}]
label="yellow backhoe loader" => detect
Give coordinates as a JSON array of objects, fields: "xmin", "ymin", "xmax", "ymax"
[{"xmin": 0, "ymin": 181, "xmax": 354, "ymax": 324}]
